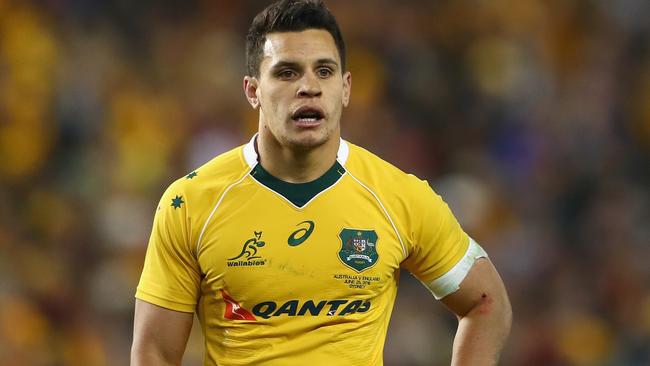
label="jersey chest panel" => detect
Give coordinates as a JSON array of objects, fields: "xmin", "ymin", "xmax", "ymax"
[{"xmin": 197, "ymin": 176, "xmax": 405, "ymax": 316}]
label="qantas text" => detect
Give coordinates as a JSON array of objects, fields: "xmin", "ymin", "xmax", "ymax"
[{"xmin": 252, "ymin": 299, "xmax": 371, "ymax": 319}]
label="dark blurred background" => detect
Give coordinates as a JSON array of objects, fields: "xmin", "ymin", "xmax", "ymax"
[{"xmin": 1, "ymin": 0, "xmax": 649, "ymax": 365}]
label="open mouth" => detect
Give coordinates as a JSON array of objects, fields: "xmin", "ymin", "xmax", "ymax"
[{"xmin": 291, "ymin": 106, "xmax": 325, "ymax": 124}]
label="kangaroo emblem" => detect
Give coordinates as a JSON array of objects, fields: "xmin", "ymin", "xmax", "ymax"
[{"xmin": 228, "ymin": 231, "xmax": 266, "ymax": 261}]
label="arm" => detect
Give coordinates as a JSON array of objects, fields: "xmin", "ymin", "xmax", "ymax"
[
  {"xmin": 440, "ymin": 257, "xmax": 512, "ymax": 366},
  {"xmin": 131, "ymin": 299, "xmax": 194, "ymax": 366}
]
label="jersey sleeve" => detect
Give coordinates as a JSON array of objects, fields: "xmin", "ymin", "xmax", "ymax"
[
  {"xmin": 401, "ymin": 178, "xmax": 487, "ymax": 299},
  {"xmin": 135, "ymin": 182, "xmax": 201, "ymax": 313}
]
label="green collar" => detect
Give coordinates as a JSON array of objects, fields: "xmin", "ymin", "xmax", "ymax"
[{"xmin": 250, "ymin": 161, "xmax": 346, "ymax": 207}]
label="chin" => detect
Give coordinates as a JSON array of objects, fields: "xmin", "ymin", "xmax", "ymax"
[{"xmin": 285, "ymin": 131, "xmax": 330, "ymax": 151}]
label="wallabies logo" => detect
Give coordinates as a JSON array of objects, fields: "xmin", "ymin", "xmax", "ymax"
[{"xmin": 227, "ymin": 231, "xmax": 267, "ymax": 267}]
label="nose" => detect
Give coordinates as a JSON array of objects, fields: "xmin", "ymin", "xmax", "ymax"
[{"xmin": 296, "ymin": 72, "xmax": 322, "ymax": 98}]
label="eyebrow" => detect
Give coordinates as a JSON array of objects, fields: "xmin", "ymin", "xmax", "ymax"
[
  {"xmin": 270, "ymin": 58, "xmax": 339, "ymax": 71},
  {"xmin": 314, "ymin": 58, "xmax": 339, "ymax": 67}
]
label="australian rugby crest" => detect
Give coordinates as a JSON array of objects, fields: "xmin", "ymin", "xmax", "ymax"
[{"xmin": 338, "ymin": 229, "xmax": 378, "ymax": 272}]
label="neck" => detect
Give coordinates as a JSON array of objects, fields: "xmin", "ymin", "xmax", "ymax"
[{"xmin": 256, "ymin": 129, "xmax": 340, "ymax": 183}]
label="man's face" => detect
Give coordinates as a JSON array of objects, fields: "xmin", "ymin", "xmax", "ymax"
[{"xmin": 245, "ymin": 29, "xmax": 351, "ymax": 150}]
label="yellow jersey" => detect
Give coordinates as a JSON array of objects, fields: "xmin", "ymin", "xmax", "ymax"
[{"xmin": 136, "ymin": 135, "xmax": 484, "ymax": 365}]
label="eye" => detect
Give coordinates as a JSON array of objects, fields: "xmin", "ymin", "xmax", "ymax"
[
  {"xmin": 316, "ymin": 67, "xmax": 333, "ymax": 78},
  {"xmin": 277, "ymin": 69, "xmax": 297, "ymax": 80}
]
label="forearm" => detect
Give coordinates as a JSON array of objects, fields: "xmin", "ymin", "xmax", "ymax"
[
  {"xmin": 130, "ymin": 344, "xmax": 181, "ymax": 366},
  {"xmin": 450, "ymin": 295, "xmax": 512, "ymax": 366}
]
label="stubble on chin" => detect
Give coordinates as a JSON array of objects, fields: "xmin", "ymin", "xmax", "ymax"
[{"xmin": 283, "ymin": 130, "xmax": 330, "ymax": 151}]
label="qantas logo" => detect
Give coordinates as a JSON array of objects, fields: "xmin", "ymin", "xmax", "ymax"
[
  {"xmin": 221, "ymin": 290, "xmax": 256, "ymax": 320},
  {"xmin": 221, "ymin": 291, "xmax": 371, "ymax": 321},
  {"xmin": 253, "ymin": 299, "xmax": 371, "ymax": 319}
]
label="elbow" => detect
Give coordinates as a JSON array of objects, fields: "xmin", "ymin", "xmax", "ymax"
[
  {"xmin": 489, "ymin": 287, "xmax": 512, "ymax": 338},
  {"xmin": 471, "ymin": 290, "xmax": 513, "ymax": 338},
  {"xmin": 502, "ymin": 295, "xmax": 513, "ymax": 338},
  {"xmin": 491, "ymin": 288, "xmax": 513, "ymax": 342}
]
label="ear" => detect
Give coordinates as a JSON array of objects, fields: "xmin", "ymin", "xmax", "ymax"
[
  {"xmin": 341, "ymin": 71, "xmax": 352, "ymax": 107},
  {"xmin": 243, "ymin": 76, "xmax": 260, "ymax": 109}
]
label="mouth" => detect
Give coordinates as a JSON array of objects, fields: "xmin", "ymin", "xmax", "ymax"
[{"xmin": 291, "ymin": 106, "xmax": 325, "ymax": 126}]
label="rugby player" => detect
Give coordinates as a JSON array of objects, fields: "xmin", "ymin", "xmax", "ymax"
[{"xmin": 131, "ymin": 1, "xmax": 512, "ymax": 365}]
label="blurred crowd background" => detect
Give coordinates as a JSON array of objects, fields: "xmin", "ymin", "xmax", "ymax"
[{"xmin": 1, "ymin": 0, "xmax": 649, "ymax": 365}]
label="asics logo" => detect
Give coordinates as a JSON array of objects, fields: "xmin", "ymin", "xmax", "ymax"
[{"xmin": 287, "ymin": 220, "xmax": 315, "ymax": 247}]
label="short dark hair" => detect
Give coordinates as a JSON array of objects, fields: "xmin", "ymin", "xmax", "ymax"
[{"xmin": 245, "ymin": 0, "xmax": 346, "ymax": 77}]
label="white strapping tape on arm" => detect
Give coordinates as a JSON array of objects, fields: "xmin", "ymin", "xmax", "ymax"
[{"xmin": 424, "ymin": 237, "xmax": 488, "ymax": 300}]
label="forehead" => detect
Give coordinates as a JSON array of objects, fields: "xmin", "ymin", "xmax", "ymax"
[{"xmin": 261, "ymin": 29, "xmax": 340, "ymax": 68}]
